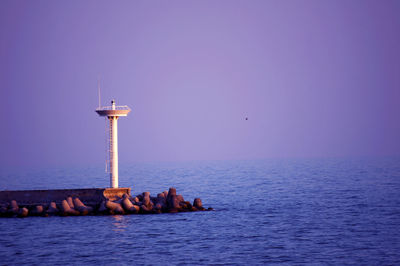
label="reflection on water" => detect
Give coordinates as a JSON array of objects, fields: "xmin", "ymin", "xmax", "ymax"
[{"xmin": 111, "ymin": 215, "xmax": 128, "ymax": 232}]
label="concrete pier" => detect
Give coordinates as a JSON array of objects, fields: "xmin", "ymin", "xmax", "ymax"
[
  {"xmin": 0, "ymin": 187, "xmax": 211, "ymax": 218},
  {"xmin": 0, "ymin": 188, "xmax": 131, "ymax": 206}
]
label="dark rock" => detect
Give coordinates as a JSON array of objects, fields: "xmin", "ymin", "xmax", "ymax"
[
  {"xmin": 98, "ymin": 200, "xmax": 108, "ymax": 214},
  {"xmin": 67, "ymin": 197, "xmax": 75, "ymax": 209},
  {"xmin": 180, "ymin": 201, "xmax": 193, "ymax": 210},
  {"xmin": 163, "ymin": 190, "xmax": 168, "ymax": 199},
  {"xmin": 185, "ymin": 201, "xmax": 193, "ymax": 209},
  {"xmin": 132, "ymin": 197, "xmax": 140, "ymax": 203},
  {"xmin": 193, "ymin": 198, "xmax": 205, "ymax": 210},
  {"xmin": 176, "ymin": 194, "xmax": 184, "ymax": 202},
  {"xmin": 140, "ymin": 204, "xmax": 153, "ymax": 213},
  {"xmin": 73, "ymin": 198, "xmax": 93, "ymax": 215},
  {"xmin": 121, "ymin": 195, "xmax": 139, "ymax": 213},
  {"xmin": 46, "ymin": 202, "xmax": 59, "ymax": 215},
  {"xmin": 60, "ymin": 200, "xmax": 79, "ymax": 216},
  {"xmin": 142, "ymin": 192, "xmax": 153, "ymax": 210},
  {"xmin": 167, "ymin": 195, "xmax": 182, "ymax": 212},
  {"xmin": 31, "ymin": 205, "xmax": 46, "ymax": 216},
  {"xmin": 17, "ymin": 207, "xmax": 29, "ymax": 218},
  {"xmin": 154, "ymin": 203, "xmax": 162, "ymax": 211},
  {"xmin": 35, "ymin": 205, "xmax": 44, "ymax": 214},
  {"xmin": 157, "ymin": 193, "xmax": 166, "ymax": 201},
  {"xmin": 167, "ymin": 188, "xmax": 178, "ymax": 210},
  {"xmin": 10, "ymin": 200, "xmax": 19, "ymax": 215},
  {"xmin": 168, "ymin": 187, "xmax": 176, "ymax": 197},
  {"xmin": 142, "ymin": 197, "xmax": 151, "ymax": 207},
  {"xmin": 155, "ymin": 193, "xmax": 167, "ymax": 211},
  {"xmin": 153, "ymin": 203, "xmax": 162, "ymax": 214},
  {"xmin": 0, "ymin": 204, "xmax": 8, "ymax": 217},
  {"xmin": 136, "ymin": 194, "xmax": 143, "ymax": 201},
  {"xmin": 150, "ymin": 196, "xmax": 157, "ymax": 205},
  {"xmin": 105, "ymin": 200, "xmax": 124, "ymax": 214}
]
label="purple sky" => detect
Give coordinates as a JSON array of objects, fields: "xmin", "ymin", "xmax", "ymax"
[{"xmin": 1, "ymin": 1, "xmax": 399, "ymax": 168}]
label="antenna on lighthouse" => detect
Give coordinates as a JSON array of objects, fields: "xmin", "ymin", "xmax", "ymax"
[
  {"xmin": 97, "ymin": 77, "xmax": 101, "ymax": 109},
  {"xmin": 96, "ymin": 99, "xmax": 131, "ymax": 188}
]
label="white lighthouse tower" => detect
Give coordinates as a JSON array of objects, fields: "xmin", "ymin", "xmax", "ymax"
[{"xmin": 96, "ymin": 100, "xmax": 131, "ymax": 188}]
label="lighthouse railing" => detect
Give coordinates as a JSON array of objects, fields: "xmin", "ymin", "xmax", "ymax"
[{"xmin": 96, "ymin": 105, "xmax": 130, "ymax": 111}]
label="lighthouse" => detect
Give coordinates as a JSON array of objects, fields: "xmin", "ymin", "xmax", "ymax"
[{"xmin": 96, "ymin": 100, "xmax": 131, "ymax": 188}]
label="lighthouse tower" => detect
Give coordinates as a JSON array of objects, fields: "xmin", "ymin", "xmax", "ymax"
[{"xmin": 96, "ymin": 100, "xmax": 131, "ymax": 188}]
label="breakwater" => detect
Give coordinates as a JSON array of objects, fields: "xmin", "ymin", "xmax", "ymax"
[{"xmin": 0, "ymin": 187, "xmax": 211, "ymax": 218}]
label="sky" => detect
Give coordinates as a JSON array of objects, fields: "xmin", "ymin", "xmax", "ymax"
[{"xmin": 0, "ymin": 0, "xmax": 399, "ymax": 168}]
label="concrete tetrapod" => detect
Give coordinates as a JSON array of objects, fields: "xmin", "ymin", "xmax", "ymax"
[
  {"xmin": 0, "ymin": 204, "xmax": 8, "ymax": 216},
  {"xmin": 10, "ymin": 200, "xmax": 19, "ymax": 215},
  {"xmin": 18, "ymin": 207, "xmax": 29, "ymax": 218},
  {"xmin": 73, "ymin": 198, "xmax": 93, "ymax": 215},
  {"xmin": 105, "ymin": 200, "xmax": 125, "ymax": 215},
  {"xmin": 31, "ymin": 205, "xmax": 46, "ymax": 216},
  {"xmin": 46, "ymin": 202, "xmax": 59, "ymax": 215},
  {"xmin": 67, "ymin": 197, "xmax": 75, "ymax": 209},
  {"xmin": 140, "ymin": 192, "xmax": 154, "ymax": 213},
  {"xmin": 121, "ymin": 194, "xmax": 139, "ymax": 214},
  {"xmin": 193, "ymin": 198, "xmax": 205, "ymax": 210},
  {"xmin": 154, "ymin": 193, "xmax": 167, "ymax": 213},
  {"xmin": 60, "ymin": 200, "xmax": 80, "ymax": 216}
]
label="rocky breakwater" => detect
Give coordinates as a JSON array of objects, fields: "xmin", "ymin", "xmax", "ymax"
[{"xmin": 0, "ymin": 188, "xmax": 212, "ymax": 218}]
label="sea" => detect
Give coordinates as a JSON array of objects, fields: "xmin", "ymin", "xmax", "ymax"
[{"xmin": 0, "ymin": 157, "xmax": 399, "ymax": 265}]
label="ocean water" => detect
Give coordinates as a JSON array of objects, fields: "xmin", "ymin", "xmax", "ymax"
[{"xmin": 0, "ymin": 157, "xmax": 399, "ymax": 265}]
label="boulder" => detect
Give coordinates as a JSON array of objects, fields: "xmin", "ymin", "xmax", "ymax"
[
  {"xmin": 0, "ymin": 204, "xmax": 8, "ymax": 217},
  {"xmin": 98, "ymin": 200, "xmax": 108, "ymax": 214},
  {"xmin": 10, "ymin": 200, "xmax": 19, "ymax": 215},
  {"xmin": 131, "ymin": 204, "xmax": 140, "ymax": 214},
  {"xmin": 167, "ymin": 195, "xmax": 181, "ymax": 212},
  {"xmin": 73, "ymin": 198, "xmax": 93, "ymax": 215},
  {"xmin": 143, "ymin": 191, "xmax": 150, "ymax": 198},
  {"xmin": 142, "ymin": 197, "xmax": 151, "ymax": 207},
  {"xmin": 176, "ymin": 194, "xmax": 184, "ymax": 203},
  {"xmin": 141, "ymin": 192, "xmax": 154, "ymax": 213},
  {"xmin": 46, "ymin": 202, "xmax": 59, "ymax": 215},
  {"xmin": 155, "ymin": 193, "xmax": 167, "ymax": 211},
  {"xmin": 157, "ymin": 193, "xmax": 166, "ymax": 201},
  {"xmin": 168, "ymin": 187, "xmax": 176, "ymax": 197},
  {"xmin": 105, "ymin": 200, "xmax": 124, "ymax": 214},
  {"xmin": 17, "ymin": 207, "xmax": 29, "ymax": 218},
  {"xmin": 142, "ymin": 195, "xmax": 151, "ymax": 206},
  {"xmin": 166, "ymin": 188, "xmax": 178, "ymax": 210},
  {"xmin": 121, "ymin": 195, "xmax": 139, "ymax": 213},
  {"xmin": 31, "ymin": 205, "xmax": 46, "ymax": 216},
  {"xmin": 150, "ymin": 196, "xmax": 157, "ymax": 205},
  {"xmin": 132, "ymin": 197, "xmax": 140, "ymax": 203},
  {"xmin": 67, "ymin": 197, "xmax": 75, "ymax": 209},
  {"xmin": 136, "ymin": 194, "xmax": 143, "ymax": 201},
  {"xmin": 60, "ymin": 200, "xmax": 79, "ymax": 216},
  {"xmin": 140, "ymin": 204, "xmax": 153, "ymax": 213},
  {"xmin": 35, "ymin": 205, "xmax": 44, "ymax": 214},
  {"xmin": 154, "ymin": 203, "xmax": 163, "ymax": 213},
  {"xmin": 180, "ymin": 201, "xmax": 193, "ymax": 211},
  {"xmin": 193, "ymin": 198, "xmax": 205, "ymax": 210},
  {"xmin": 163, "ymin": 190, "xmax": 168, "ymax": 199}
]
